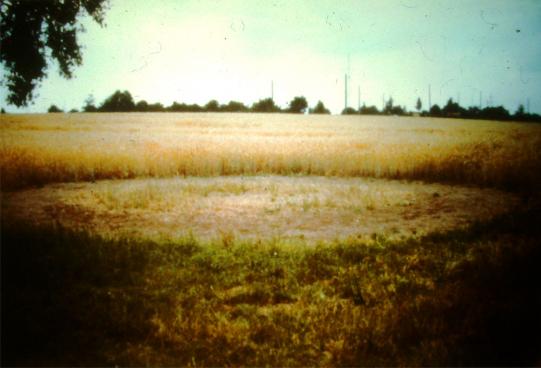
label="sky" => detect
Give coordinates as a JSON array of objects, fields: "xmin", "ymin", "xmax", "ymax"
[{"xmin": 1, "ymin": 0, "xmax": 540, "ymax": 114}]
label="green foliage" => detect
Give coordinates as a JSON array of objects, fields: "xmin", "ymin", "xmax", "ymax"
[
  {"xmin": 416, "ymin": 97, "xmax": 422, "ymax": 112},
  {"xmin": 47, "ymin": 104, "xmax": 63, "ymax": 113},
  {"xmin": 3, "ymin": 207, "xmax": 540, "ymax": 366},
  {"xmin": 83, "ymin": 94, "xmax": 98, "ymax": 112},
  {"xmin": 169, "ymin": 101, "xmax": 203, "ymax": 112},
  {"xmin": 251, "ymin": 98, "xmax": 281, "ymax": 113},
  {"xmin": 204, "ymin": 100, "xmax": 220, "ymax": 112},
  {"xmin": 310, "ymin": 100, "xmax": 330, "ymax": 114},
  {"xmin": 288, "ymin": 96, "xmax": 308, "ymax": 114},
  {"xmin": 221, "ymin": 100, "xmax": 249, "ymax": 112},
  {"xmin": 383, "ymin": 98, "xmax": 408, "ymax": 116},
  {"xmin": 515, "ymin": 104, "xmax": 526, "ymax": 117},
  {"xmin": 341, "ymin": 107, "xmax": 357, "ymax": 115},
  {"xmin": 429, "ymin": 104, "xmax": 442, "ymax": 116},
  {"xmin": 0, "ymin": 0, "xmax": 108, "ymax": 106},
  {"xmin": 359, "ymin": 104, "xmax": 380, "ymax": 115},
  {"xmin": 442, "ymin": 98, "xmax": 463, "ymax": 116},
  {"xmin": 99, "ymin": 90, "xmax": 135, "ymax": 112}
]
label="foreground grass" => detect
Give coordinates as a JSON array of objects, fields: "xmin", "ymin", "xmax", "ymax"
[
  {"xmin": 2, "ymin": 113, "xmax": 541, "ymax": 192},
  {"xmin": 2, "ymin": 205, "xmax": 540, "ymax": 366}
]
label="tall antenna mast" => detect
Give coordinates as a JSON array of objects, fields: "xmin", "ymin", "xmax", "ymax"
[{"xmin": 358, "ymin": 85, "xmax": 361, "ymax": 110}]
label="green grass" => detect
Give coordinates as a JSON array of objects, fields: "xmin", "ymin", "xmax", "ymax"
[{"xmin": 2, "ymin": 205, "xmax": 541, "ymax": 366}]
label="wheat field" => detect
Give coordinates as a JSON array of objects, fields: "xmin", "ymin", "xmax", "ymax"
[
  {"xmin": 3, "ymin": 112, "xmax": 541, "ymax": 366},
  {"xmin": 2, "ymin": 113, "xmax": 541, "ymax": 192}
]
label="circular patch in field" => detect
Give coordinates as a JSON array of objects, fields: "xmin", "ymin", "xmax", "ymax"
[{"xmin": 2, "ymin": 176, "xmax": 519, "ymax": 242}]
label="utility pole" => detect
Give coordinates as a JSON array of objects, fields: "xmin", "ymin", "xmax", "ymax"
[
  {"xmin": 357, "ymin": 85, "xmax": 361, "ymax": 111},
  {"xmin": 428, "ymin": 84, "xmax": 432, "ymax": 111},
  {"xmin": 527, "ymin": 98, "xmax": 530, "ymax": 113},
  {"xmin": 479, "ymin": 91, "xmax": 482, "ymax": 109},
  {"xmin": 344, "ymin": 74, "xmax": 348, "ymax": 110},
  {"xmin": 344, "ymin": 54, "xmax": 351, "ymax": 111}
]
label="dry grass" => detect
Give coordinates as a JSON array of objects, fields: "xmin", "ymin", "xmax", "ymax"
[
  {"xmin": 2, "ymin": 113, "xmax": 541, "ymax": 191},
  {"xmin": 2, "ymin": 176, "xmax": 519, "ymax": 243}
]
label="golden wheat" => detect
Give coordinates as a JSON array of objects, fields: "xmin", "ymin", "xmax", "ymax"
[{"xmin": 2, "ymin": 113, "xmax": 541, "ymax": 191}]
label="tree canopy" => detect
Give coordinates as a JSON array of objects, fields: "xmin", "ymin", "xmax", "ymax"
[
  {"xmin": 47, "ymin": 104, "xmax": 63, "ymax": 113},
  {"xmin": 99, "ymin": 90, "xmax": 135, "ymax": 112},
  {"xmin": 0, "ymin": 0, "xmax": 108, "ymax": 106},
  {"xmin": 287, "ymin": 96, "xmax": 308, "ymax": 114},
  {"xmin": 310, "ymin": 101, "xmax": 330, "ymax": 114},
  {"xmin": 252, "ymin": 98, "xmax": 280, "ymax": 113}
]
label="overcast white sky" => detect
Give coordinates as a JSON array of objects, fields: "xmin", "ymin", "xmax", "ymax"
[{"xmin": 1, "ymin": 0, "xmax": 540, "ymax": 114}]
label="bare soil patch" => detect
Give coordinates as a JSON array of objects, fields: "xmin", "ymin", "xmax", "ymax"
[{"xmin": 2, "ymin": 175, "xmax": 519, "ymax": 242}]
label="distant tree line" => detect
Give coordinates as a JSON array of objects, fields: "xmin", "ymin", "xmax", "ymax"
[
  {"xmin": 49, "ymin": 90, "xmax": 328, "ymax": 115},
  {"xmin": 44, "ymin": 90, "xmax": 540, "ymax": 123},
  {"xmin": 341, "ymin": 96, "xmax": 541, "ymax": 123},
  {"xmin": 421, "ymin": 98, "xmax": 541, "ymax": 123}
]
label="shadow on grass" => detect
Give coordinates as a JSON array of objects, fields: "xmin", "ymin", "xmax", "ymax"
[{"xmin": 2, "ymin": 206, "xmax": 541, "ymax": 366}]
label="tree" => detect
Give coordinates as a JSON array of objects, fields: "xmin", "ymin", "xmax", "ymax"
[
  {"xmin": 383, "ymin": 97, "xmax": 394, "ymax": 115},
  {"xmin": 146, "ymin": 102, "xmax": 164, "ymax": 112},
  {"xmin": 341, "ymin": 107, "xmax": 357, "ymax": 115},
  {"xmin": 99, "ymin": 90, "xmax": 135, "ymax": 112},
  {"xmin": 48, "ymin": 104, "xmax": 63, "ymax": 113},
  {"xmin": 416, "ymin": 97, "xmax": 422, "ymax": 112},
  {"xmin": 359, "ymin": 104, "xmax": 380, "ymax": 115},
  {"xmin": 222, "ymin": 100, "xmax": 248, "ymax": 112},
  {"xmin": 83, "ymin": 94, "xmax": 97, "ymax": 112},
  {"xmin": 390, "ymin": 105, "xmax": 407, "ymax": 116},
  {"xmin": 429, "ymin": 104, "xmax": 442, "ymax": 116},
  {"xmin": 168, "ymin": 102, "xmax": 202, "ymax": 112},
  {"xmin": 442, "ymin": 98, "xmax": 463, "ymax": 117},
  {"xmin": 1, "ymin": 0, "xmax": 108, "ymax": 106},
  {"xmin": 310, "ymin": 101, "xmax": 330, "ymax": 114},
  {"xmin": 287, "ymin": 96, "xmax": 308, "ymax": 114},
  {"xmin": 204, "ymin": 100, "xmax": 220, "ymax": 112},
  {"xmin": 481, "ymin": 106, "xmax": 510, "ymax": 121},
  {"xmin": 135, "ymin": 100, "xmax": 149, "ymax": 112},
  {"xmin": 515, "ymin": 104, "xmax": 526, "ymax": 118},
  {"xmin": 251, "ymin": 98, "xmax": 280, "ymax": 113}
]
